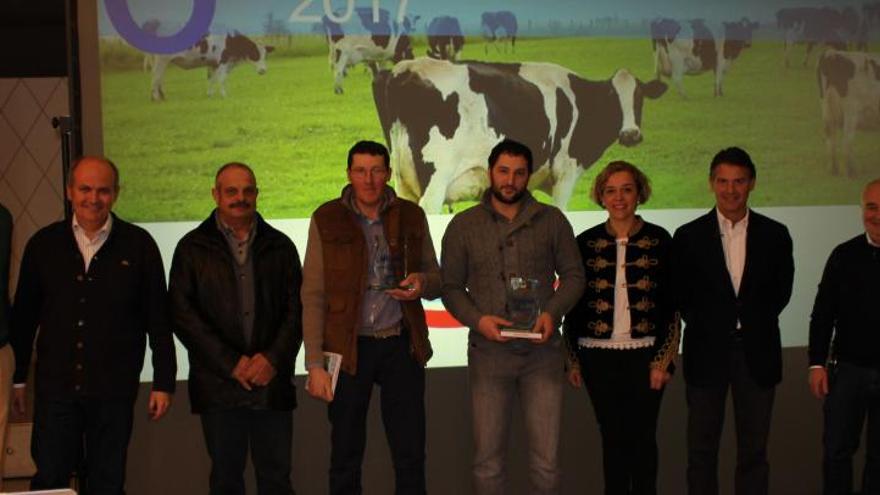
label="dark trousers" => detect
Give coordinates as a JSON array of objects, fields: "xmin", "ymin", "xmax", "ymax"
[
  {"xmin": 200, "ymin": 408, "xmax": 294, "ymax": 495},
  {"xmin": 823, "ymin": 361, "xmax": 880, "ymax": 495},
  {"xmin": 328, "ymin": 335, "xmax": 426, "ymax": 495},
  {"xmin": 579, "ymin": 347, "xmax": 664, "ymax": 495},
  {"xmin": 30, "ymin": 395, "xmax": 135, "ymax": 495},
  {"xmin": 686, "ymin": 346, "xmax": 775, "ymax": 495}
]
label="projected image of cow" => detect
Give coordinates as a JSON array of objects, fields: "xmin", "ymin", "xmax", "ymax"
[
  {"xmin": 817, "ymin": 50, "xmax": 880, "ymax": 177},
  {"xmin": 426, "ymin": 16, "xmax": 464, "ymax": 61},
  {"xmin": 481, "ymin": 11, "xmax": 518, "ymax": 53},
  {"xmin": 94, "ymin": 0, "xmax": 879, "ymax": 222},
  {"xmin": 149, "ymin": 32, "xmax": 274, "ymax": 100},
  {"xmin": 776, "ymin": 7, "xmax": 859, "ymax": 67},
  {"xmin": 372, "ymin": 58, "xmax": 666, "ymax": 213},
  {"xmin": 651, "ymin": 17, "xmax": 758, "ymax": 97},
  {"xmin": 322, "ymin": 7, "xmax": 419, "ymax": 94}
]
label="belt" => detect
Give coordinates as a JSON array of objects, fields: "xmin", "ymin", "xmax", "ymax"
[{"xmin": 360, "ymin": 322, "xmax": 402, "ymax": 339}]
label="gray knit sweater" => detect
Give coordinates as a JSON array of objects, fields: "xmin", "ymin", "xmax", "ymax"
[{"xmin": 441, "ymin": 191, "xmax": 585, "ymax": 344}]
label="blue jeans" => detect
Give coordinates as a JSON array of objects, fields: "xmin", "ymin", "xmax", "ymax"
[
  {"xmin": 823, "ymin": 361, "xmax": 880, "ymax": 495},
  {"xmin": 468, "ymin": 337, "xmax": 565, "ymax": 495}
]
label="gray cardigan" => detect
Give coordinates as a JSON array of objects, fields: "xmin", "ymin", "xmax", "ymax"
[{"xmin": 441, "ymin": 191, "xmax": 585, "ymax": 343}]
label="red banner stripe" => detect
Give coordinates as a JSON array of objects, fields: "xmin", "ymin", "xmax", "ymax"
[{"xmin": 425, "ymin": 309, "xmax": 464, "ymax": 328}]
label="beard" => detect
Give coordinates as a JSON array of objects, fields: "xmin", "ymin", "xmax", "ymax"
[{"xmin": 491, "ymin": 184, "xmax": 526, "ymax": 205}]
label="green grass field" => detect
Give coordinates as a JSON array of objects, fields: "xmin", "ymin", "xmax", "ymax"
[{"xmin": 100, "ymin": 36, "xmax": 880, "ymax": 222}]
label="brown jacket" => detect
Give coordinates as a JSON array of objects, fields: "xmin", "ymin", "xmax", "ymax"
[{"xmin": 301, "ymin": 186, "xmax": 440, "ymax": 375}]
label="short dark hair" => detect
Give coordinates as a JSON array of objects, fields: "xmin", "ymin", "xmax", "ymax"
[
  {"xmin": 591, "ymin": 160, "xmax": 652, "ymax": 207},
  {"xmin": 68, "ymin": 156, "xmax": 120, "ymax": 191},
  {"xmin": 348, "ymin": 140, "xmax": 389, "ymax": 169},
  {"xmin": 710, "ymin": 146, "xmax": 756, "ymax": 179},
  {"xmin": 488, "ymin": 139, "xmax": 533, "ymax": 173},
  {"xmin": 215, "ymin": 162, "xmax": 257, "ymax": 187}
]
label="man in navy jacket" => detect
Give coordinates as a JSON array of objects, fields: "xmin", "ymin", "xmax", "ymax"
[{"xmin": 673, "ymin": 147, "xmax": 794, "ymax": 495}]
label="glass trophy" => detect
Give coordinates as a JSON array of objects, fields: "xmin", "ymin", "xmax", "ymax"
[
  {"xmin": 369, "ymin": 235, "xmax": 408, "ymax": 291},
  {"xmin": 500, "ymin": 276, "xmax": 542, "ymax": 339}
]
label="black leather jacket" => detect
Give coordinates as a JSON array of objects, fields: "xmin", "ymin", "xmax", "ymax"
[{"xmin": 169, "ymin": 211, "xmax": 302, "ymax": 413}]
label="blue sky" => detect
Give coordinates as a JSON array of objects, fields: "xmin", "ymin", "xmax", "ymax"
[{"xmin": 98, "ymin": 0, "xmax": 857, "ymax": 36}]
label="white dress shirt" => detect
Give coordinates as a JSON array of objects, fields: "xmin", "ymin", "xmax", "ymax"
[
  {"xmin": 73, "ymin": 214, "xmax": 113, "ymax": 272},
  {"xmin": 717, "ymin": 209, "xmax": 749, "ymax": 296}
]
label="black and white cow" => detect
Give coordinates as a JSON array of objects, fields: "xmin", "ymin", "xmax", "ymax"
[
  {"xmin": 371, "ymin": 57, "xmax": 667, "ymax": 213},
  {"xmin": 150, "ymin": 32, "xmax": 273, "ymax": 101},
  {"xmin": 426, "ymin": 16, "xmax": 464, "ymax": 61},
  {"xmin": 323, "ymin": 8, "xmax": 419, "ymax": 94},
  {"xmin": 651, "ymin": 18, "xmax": 759, "ymax": 97},
  {"xmin": 481, "ymin": 11, "xmax": 518, "ymax": 53},
  {"xmin": 817, "ymin": 49, "xmax": 880, "ymax": 177},
  {"xmin": 776, "ymin": 7, "xmax": 859, "ymax": 67}
]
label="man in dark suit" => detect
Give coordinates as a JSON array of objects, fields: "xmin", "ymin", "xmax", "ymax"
[
  {"xmin": 11, "ymin": 156, "xmax": 177, "ymax": 494},
  {"xmin": 673, "ymin": 147, "xmax": 794, "ymax": 495}
]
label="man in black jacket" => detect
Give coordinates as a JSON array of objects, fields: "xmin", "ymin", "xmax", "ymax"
[
  {"xmin": 170, "ymin": 162, "xmax": 302, "ymax": 495},
  {"xmin": 673, "ymin": 147, "xmax": 794, "ymax": 495},
  {"xmin": 808, "ymin": 178, "xmax": 880, "ymax": 495},
  {"xmin": 11, "ymin": 156, "xmax": 177, "ymax": 494}
]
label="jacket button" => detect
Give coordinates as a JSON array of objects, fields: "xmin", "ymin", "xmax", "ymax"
[
  {"xmin": 77, "ymin": 320, "xmax": 84, "ymax": 327},
  {"xmin": 76, "ymin": 342, "xmax": 84, "ymax": 349}
]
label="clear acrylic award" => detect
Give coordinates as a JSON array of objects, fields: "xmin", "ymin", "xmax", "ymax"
[{"xmin": 500, "ymin": 276, "xmax": 542, "ymax": 339}]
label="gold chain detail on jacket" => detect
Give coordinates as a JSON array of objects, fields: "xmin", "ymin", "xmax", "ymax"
[
  {"xmin": 629, "ymin": 236, "xmax": 660, "ymax": 250},
  {"xmin": 624, "ymin": 254, "xmax": 659, "ymax": 269},
  {"xmin": 587, "ymin": 238, "xmax": 614, "ymax": 252},
  {"xmin": 650, "ymin": 312, "xmax": 681, "ymax": 371},
  {"xmin": 589, "ymin": 278, "xmax": 613, "ymax": 292},
  {"xmin": 626, "ymin": 276, "xmax": 656, "ymax": 291},
  {"xmin": 630, "ymin": 297, "xmax": 656, "ymax": 312},
  {"xmin": 588, "ymin": 320, "xmax": 612, "ymax": 335},
  {"xmin": 586, "ymin": 256, "xmax": 614, "ymax": 272},
  {"xmin": 588, "ymin": 299, "xmax": 612, "ymax": 313},
  {"xmin": 632, "ymin": 318, "xmax": 655, "ymax": 334}
]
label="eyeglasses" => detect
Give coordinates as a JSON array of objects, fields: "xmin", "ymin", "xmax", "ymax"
[{"xmin": 350, "ymin": 167, "xmax": 389, "ymax": 179}]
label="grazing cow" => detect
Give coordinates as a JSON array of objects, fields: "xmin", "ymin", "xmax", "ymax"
[
  {"xmin": 323, "ymin": 8, "xmax": 419, "ymax": 94},
  {"xmin": 426, "ymin": 16, "xmax": 464, "ymax": 61},
  {"xmin": 856, "ymin": 2, "xmax": 880, "ymax": 51},
  {"xmin": 481, "ymin": 11, "xmax": 518, "ymax": 53},
  {"xmin": 776, "ymin": 7, "xmax": 859, "ymax": 67},
  {"xmin": 150, "ymin": 32, "xmax": 273, "ymax": 101},
  {"xmin": 817, "ymin": 49, "xmax": 880, "ymax": 177},
  {"xmin": 371, "ymin": 57, "xmax": 667, "ymax": 213},
  {"xmin": 651, "ymin": 17, "xmax": 759, "ymax": 97}
]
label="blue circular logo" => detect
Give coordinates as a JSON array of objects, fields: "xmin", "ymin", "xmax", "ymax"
[{"xmin": 104, "ymin": 0, "xmax": 216, "ymax": 54}]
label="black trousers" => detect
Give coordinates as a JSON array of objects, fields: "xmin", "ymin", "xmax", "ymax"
[
  {"xmin": 30, "ymin": 395, "xmax": 135, "ymax": 495},
  {"xmin": 686, "ymin": 346, "xmax": 776, "ymax": 495},
  {"xmin": 328, "ymin": 334, "xmax": 426, "ymax": 495},
  {"xmin": 579, "ymin": 347, "xmax": 664, "ymax": 495},
  {"xmin": 200, "ymin": 408, "xmax": 295, "ymax": 495},
  {"xmin": 822, "ymin": 361, "xmax": 880, "ymax": 495}
]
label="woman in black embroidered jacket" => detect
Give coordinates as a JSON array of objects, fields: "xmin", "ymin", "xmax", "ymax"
[{"xmin": 563, "ymin": 161, "xmax": 679, "ymax": 495}]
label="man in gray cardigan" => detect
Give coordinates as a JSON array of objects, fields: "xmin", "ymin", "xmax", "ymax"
[{"xmin": 442, "ymin": 139, "xmax": 585, "ymax": 495}]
